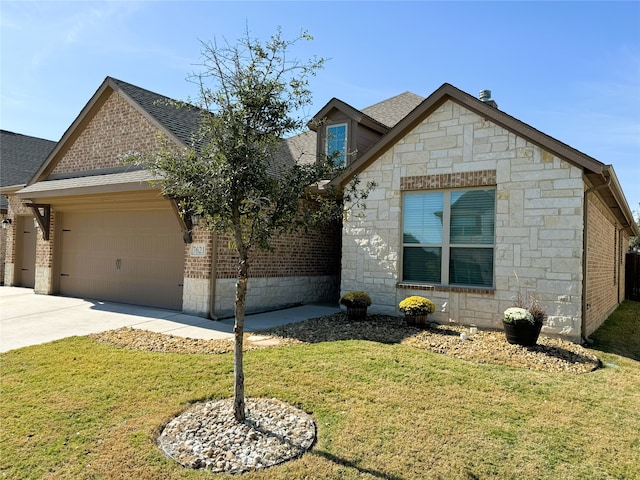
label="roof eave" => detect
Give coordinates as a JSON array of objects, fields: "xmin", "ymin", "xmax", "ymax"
[
  {"xmin": 309, "ymin": 97, "xmax": 389, "ymax": 134},
  {"xmin": 0, "ymin": 184, "xmax": 27, "ymax": 196},
  {"xmin": 329, "ymin": 83, "xmax": 607, "ymax": 189},
  {"xmin": 601, "ymin": 165, "xmax": 640, "ymax": 236}
]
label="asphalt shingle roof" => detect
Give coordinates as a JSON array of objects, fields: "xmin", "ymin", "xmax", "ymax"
[
  {"xmin": 281, "ymin": 91, "xmax": 425, "ymax": 166},
  {"xmin": 361, "ymin": 91, "xmax": 425, "ymax": 127},
  {"xmin": 110, "ymin": 78, "xmax": 204, "ymax": 148},
  {"xmin": 1, "ymin": 130, "xmax": 56, "ymax": 187},
  {"xmin": 1, "ymin": 130, "xmax": 56, "ymax": 209}
]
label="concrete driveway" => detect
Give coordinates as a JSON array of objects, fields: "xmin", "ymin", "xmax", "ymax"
[{"xmin": 0, "ymin": 286, "xmax": 340, "ymax": 353}]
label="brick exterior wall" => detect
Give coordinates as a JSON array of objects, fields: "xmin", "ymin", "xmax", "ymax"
[
  {"xmin": 51, "ymin": 90, "xmax": 160, "ymax": 174},
  {"xmin": 4, "ymin": 197, "xmax": 32, "ymax": 286},
  {"xmin": 214, "ymin": 224, "xmax": 341, "ymax": 279},
  {"xmin": 211, "ymin": 223, "xmax": 341, "ymax": 317},
  {"xmin": 584, "ymin": 192, "xmax": 625, "ymax": 336},
  {"xmin": 0, "ymin": 215, "xmax": 6, "ymax": 285},
  {"xmin": 4, "ymin": 86, "xmax": 342, "ymax": 318},
  {"xmin": 341, "ymin": 100, "xmax": 586, "ymax": 341}
]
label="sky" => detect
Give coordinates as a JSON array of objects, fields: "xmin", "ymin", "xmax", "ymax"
[{"xmin": 1, "ymin": 1, "xmax": 639, "ymax": 213}]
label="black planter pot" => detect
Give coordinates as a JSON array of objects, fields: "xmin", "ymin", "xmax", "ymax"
[
  {"xmin": 502, "ymin": 321, "xmax": 543, "ymax": 347},
  {"xmin": 405, "ymin": 314, "xmax": 429, "ymax": 327},
  {"xmin": 346, "ymin": 306, "xmax": 368, "ymax": 321}
]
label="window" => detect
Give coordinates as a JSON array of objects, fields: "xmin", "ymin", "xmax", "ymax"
[
  {"xmin": 402, "ymin": 188, "xmax": 495, "ymax": 288},
  {"xmin": 326, "ymin": 123, "xmax": 347, "ymax": 166}
]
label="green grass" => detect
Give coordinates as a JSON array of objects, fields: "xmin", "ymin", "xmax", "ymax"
[
  {"xmin": 589, "ymin": 300, "xmax": 640, "ymax": 361},
  {"xmin": 1, "ymin": 302, "xmax": 639, "ymax": 480}
]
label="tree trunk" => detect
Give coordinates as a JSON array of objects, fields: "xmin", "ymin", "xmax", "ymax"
[{"xmin": 233, "ymin": 247, "xmax": 249, "ymax": 423}]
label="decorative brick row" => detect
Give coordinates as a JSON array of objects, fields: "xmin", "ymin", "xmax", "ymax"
[{"xmin": 400, "ymin": 170, "xmax": 497, "ymax": 191}]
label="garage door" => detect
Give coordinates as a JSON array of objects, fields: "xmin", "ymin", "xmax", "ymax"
[{"xmin": 58, "ymin": 209, "xmax": 184, "ymax": 310}]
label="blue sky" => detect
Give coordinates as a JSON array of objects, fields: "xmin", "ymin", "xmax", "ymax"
[{"xmin": 1, "ymin": 1, "xmax": 639, "ymax": 212}]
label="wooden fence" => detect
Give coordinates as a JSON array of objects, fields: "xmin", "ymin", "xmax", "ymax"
[{"xmin": 625, "ymin": 252, "xmax": 640, "ymax": 301}]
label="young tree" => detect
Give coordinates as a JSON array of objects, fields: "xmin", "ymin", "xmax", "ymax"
[{"xmin": 128, "ymin": 29, "xmax": 365, "ymax": 422}]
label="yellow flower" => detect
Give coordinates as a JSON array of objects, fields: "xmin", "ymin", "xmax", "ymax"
[
  {"xmin": 340, "ymin": 291, "xmax": 372, "ymax": 308},
  {"xmin": 398, "ymin": 296, "xmax": 436, "ymax": 315}
]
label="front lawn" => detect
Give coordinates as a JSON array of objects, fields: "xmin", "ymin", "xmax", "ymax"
[{"xmin": 1, "ymin": 301, "xmax": 639, "ymax": 479}]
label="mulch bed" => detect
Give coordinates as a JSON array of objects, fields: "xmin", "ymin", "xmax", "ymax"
[{"xmin": 89, "ymin": 313, "xmax": 601, "ymax": 373}]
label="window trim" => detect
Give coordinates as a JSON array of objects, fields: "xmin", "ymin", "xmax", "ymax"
[
  {"xmin": 326, "ymin": 123, "xmax": 348, "ymax": 166},
  {"xmin": 401, "ymin": 186, "xmax": 496, "ymax": 288}
]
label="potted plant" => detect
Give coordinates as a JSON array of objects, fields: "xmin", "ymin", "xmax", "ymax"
[
  {"xmin": 399, "ymin": 296, "xmax": 436, "ymax": 326},
  {"xmin": 502, "ymin": 303, "xmax": 545, "ymax": 347},
  {"xmin": 339, "ymin": 291, "xmax": 372, "ymax": 320}
]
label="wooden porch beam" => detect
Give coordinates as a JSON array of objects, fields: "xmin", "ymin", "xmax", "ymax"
[{"xmin": 26, "ymin": 203, "xmax": 51, "ymax": 240}]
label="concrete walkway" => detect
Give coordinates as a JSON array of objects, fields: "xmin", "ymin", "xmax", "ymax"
[{"xmin": 0, "ymin": 286, "xmax": 340, "ymax": 353}]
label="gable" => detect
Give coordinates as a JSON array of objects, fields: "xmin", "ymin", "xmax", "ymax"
[
  {"xmin": 329, "ymin": 83, "xmax": 638, "ymax": 236},
  {"xmin": 49, "ymin": 90, "xmax": 162, "ymax": 177}
]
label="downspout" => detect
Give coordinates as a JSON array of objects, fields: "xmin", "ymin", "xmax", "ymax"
[
  {"xmin": 581, "ymin": 167, "xmax": 612, "ymax": 344},
  {"xmin": 209, "ymin": 232, "xmax": 218, "ymax": 319},
  {"xmin": 617, "ymin": 225, "xmax": 625, "ymax": 304}
]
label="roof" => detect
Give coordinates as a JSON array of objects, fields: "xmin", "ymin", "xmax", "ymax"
[
  {"xmin": 1, "ymin": 130, "xmax": 56, "ymax": 187},
  {"xmin": 17, "ymin": 170, "xmax": 158, "ymax": 199},
  {"xmin": 110, "ymin": 78, "xmax": 203, "ymax": 147},
  {"xmin": 11, "ymin": 78, "xmax": 636, "ymax": 236},
  {"xmin": 360, "ymin": 92, "xmax": 425, "ymax": 127},
  {"xmin": 284, "ymin": 91, "xmax": 425, "ymax": 170},
  {"xmin": 28, "ymin": 77, "xmax": 204, "ymax": 185},
  {"xmin": 329, "ymin": 83, "xmax": 637, "ymax": 236},
  {"xmin": 0, "ymin": 130, "xmax": 56, "ymax": 210}
]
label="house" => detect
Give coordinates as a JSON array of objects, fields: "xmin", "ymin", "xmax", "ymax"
[
  {"xmin": 317, "ymin": 83, "xmax": 638, "ymax": 342},
  {"xmin": 3, "ymin": 78, "xmax": 637, "ymax": 343},
  {"xmin": 0, "ymin": 130, "xmax": 57, "ymax": 285},
  {"xmin": 2, "ymin": 77, "xmax": 340, "ymax": 317}
]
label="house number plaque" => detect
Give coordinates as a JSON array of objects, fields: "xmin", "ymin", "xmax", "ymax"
[{"xmin": 189, "ymin": 243, "xmax": 207, "ymax": 257}]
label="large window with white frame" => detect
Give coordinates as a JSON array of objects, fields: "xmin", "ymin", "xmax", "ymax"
[
  {"xmin": 402, "ymin": 187, "xmax": 496, "ymax": 288},
  {"xmin": 326, "ymin": 123, "xmax": 348, "ymax": 166}
]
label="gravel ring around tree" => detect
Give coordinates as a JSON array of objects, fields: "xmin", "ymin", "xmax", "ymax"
[{"xmin": 158, "ymin": 398, "xmax": 315, "ymax": 474}]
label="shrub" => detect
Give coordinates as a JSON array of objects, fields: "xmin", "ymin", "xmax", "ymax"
[
  {"xmin": 339, "ymin": 291, "xmax": 372, "ymax": 308},
  {"xmin": 398, "ymin": 296, "xmax": 436, "ymax": 316}
]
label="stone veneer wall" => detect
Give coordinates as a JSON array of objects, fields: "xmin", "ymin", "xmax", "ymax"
[
  {"xmin": 341, "ymin": 100, "xmax": 585, "ymax": 341},
  {"xmin": 182, "ymin": 226, "xmax": 214, "ymax": 316}
]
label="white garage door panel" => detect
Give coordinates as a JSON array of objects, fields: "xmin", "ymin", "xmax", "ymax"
[{"xmin": 59, "ymin": 210, "xmax": 184, "ymax": 310}]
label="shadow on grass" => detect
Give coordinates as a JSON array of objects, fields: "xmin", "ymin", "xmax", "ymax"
[
  {"xmin": 588, "ymin": 300, "xmax": 640, "ymax": 361},
  {"xmin": 313, "ymin": 450, "xmax": 405, "ymax": 480}
]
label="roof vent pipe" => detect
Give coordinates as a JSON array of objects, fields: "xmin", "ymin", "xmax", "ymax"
[{"xmin": 479, "ymin": 89, "xmax": 498, "ymax": 108}]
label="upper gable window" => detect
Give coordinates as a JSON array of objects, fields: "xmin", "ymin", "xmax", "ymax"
[{"xmin": 326, "ymin": 123, "xmax": 348, "ymax": 166}]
